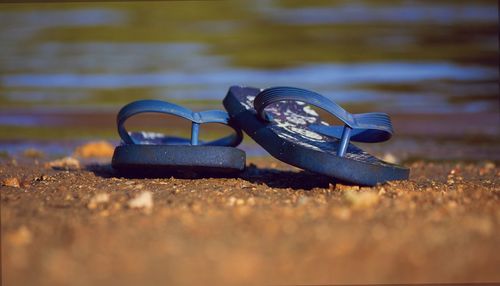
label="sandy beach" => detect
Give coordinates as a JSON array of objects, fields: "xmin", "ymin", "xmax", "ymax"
[{"xmin": 1, "ymin": 153, "xmax": 499, "ymax": 285}]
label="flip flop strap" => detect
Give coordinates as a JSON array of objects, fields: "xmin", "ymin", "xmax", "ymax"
[
  {"xmin": 117, "ymin": 99, "xmax": 243, "ymax": 147},
  {"xmin": 253, "ymin": 86, "xmax": 393, "ymax": 157}
]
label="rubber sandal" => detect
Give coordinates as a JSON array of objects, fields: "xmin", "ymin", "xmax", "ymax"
[
  {"xmin": 223, "ymin": 86, "xmax": 409, "ymax": 186},
  {"xmin": 112, "ymin": 99, "xmax": 246, "ymax": 176}
]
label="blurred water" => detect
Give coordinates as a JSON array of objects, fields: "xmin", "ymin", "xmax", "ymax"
[
  {"xmin": 2, "ymin": 60, "xmax": 496, "ymax": 113},
  {"xmin": 0, "ymin": 0, "xmax": 498, "ymax": 142},
  {"xmin": 3, "ymin": 60, "xmax": 494, "ymax": 89},
  {"xmin": 260, "ymin": 3, "xmax": 498, "ymax": 24}
]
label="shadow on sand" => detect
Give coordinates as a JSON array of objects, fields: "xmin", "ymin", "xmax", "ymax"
[{"xmin": 86, "ymin": 163, "xmax": 336, "ymax": 190}]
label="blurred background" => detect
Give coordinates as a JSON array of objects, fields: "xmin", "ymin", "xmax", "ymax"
[{"xmin": 0, "ymin": 0, "xmax": 498, "ymax": 161}]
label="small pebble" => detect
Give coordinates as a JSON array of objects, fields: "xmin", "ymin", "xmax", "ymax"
[
  {"xmin": 377, "ymin": 187, "xmax": 386, "ymax": 196},
  {"xmin": 247, "ymin": 197, "xmax": 256, "ymax": 206},
  {"xmin": 332, "ymin": 207, "xmax": 352, "ymax": 220},
  {"xmin": 297, "ymin": 196, "xmax": 309, "ymax": 206},
  {"xmin": 227, "ymin": 196, "xmax": 237, "ymax": 206},
  {"xmin": 87, "ymin": 193, "xmax": 110, "ymax": 209},
  {"xmin": 2, "ymin": 177, "xmax": 20, "ymax": 188},
  {"xmin": 74, "ymin": 141, "xmax": 115, "ymax": 158},
  {"xmin": 23, "ymin": 148, "xmax": 44, "ymax": 158},
  {"xmin": 382, "ymin": 153, "xmax": 399, "ymax": 164},
  {"xmin": 479, "ymin": 162, "xmax": 496, "ymax": 176},
  {"xmin": 45, "ymin": 157, "xmax": 80, "ymax": 170},
  {"xmin": 35, "ymin": 174, "xmax": 52, "ymax": 182},
  {"xmin": 344, "ymin": 191, "xmax": 380, "ymax": 209},
  {"xmin": 484, "ymin": 162, "xmax": 496, "ymax": 169},
  {"xmin": 447, "ymin": 201, "xmax": 458, "ymax": 210},
  {"xmin": 335, "ymin": 184, "xmax": 360, "ymax": 192},
  {"xmin": 128, "ymin": 191, "xmax": 153, "ymax": 213}
]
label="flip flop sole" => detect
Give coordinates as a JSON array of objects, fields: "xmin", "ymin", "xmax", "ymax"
[
  {"xmin": 223, "ymin": 86, "xmax": 409, "ymax": 186},
  {"xmin": 112, "ymin": 145, "xmax": 246, "ymax": 176}
]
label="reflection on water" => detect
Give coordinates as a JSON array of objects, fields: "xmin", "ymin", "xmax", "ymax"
[
  {"xmin": 0, "ymin": 0, "xmax": 498, "ymax": 141},
  {"xmin": 1, "ymin": 42, "xmax": 223, "ymax": 73},
  {"xmin": 3, "ymin": 59, "xmax": 495, "ymax": 88},
  {"xmin": 261, "ymin": 2, "xmax": 498, "ymax": 24},
  {"xmin": 2, "ymin": 61, "xmax": 496, "ymax": 113},
  {"xmin": 0, "ymin": 8, "xmax": 125, "ymax": 41}
]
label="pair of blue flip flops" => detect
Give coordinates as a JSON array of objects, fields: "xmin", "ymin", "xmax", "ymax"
[{"xmin": 112, "ymin": 86, "xmax": 409, "ymax": 186}]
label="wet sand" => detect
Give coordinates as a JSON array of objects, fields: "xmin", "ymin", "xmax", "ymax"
[{"xmin": 1, "ymin": 155, "xmax": 499, "ymax": 285}]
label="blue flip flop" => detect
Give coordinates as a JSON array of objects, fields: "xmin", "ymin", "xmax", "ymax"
[
  {"xmin": 223, "ymin": 86, "xmax": 409, "ymax": 185},
  {"xmin": 112, "ymin": 100, "xmax": 246, "ymax": 176}
]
